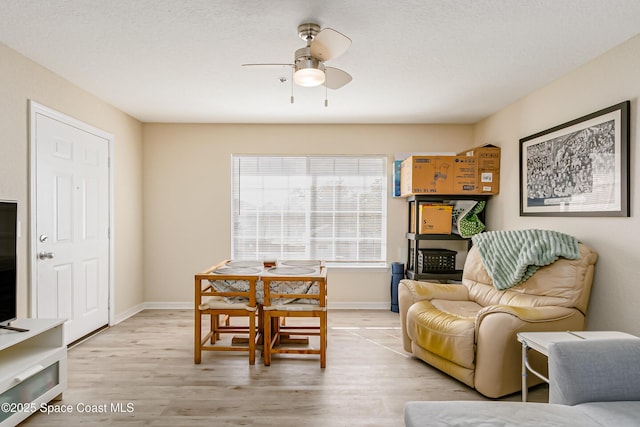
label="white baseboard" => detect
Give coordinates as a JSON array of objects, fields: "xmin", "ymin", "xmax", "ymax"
[
  {"xmin": 143, "ymin": 301, "xmax": 193, "ymax": 310},
  {"xmin": 327, "ymin": 301, "xmax": 389, "ymax": 310},
  {"xmin": 112, "ymin": 303, "xmax": 145, "ymax": 325}
]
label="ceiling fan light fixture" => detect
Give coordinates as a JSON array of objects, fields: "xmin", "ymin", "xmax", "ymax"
[
  {"xmin": 294, "ymin": 53, "xmax": 325, "ymax": 87},
  {"xmin": 294, "ymin": 67, "xmax": 325, "ymax": 87}
]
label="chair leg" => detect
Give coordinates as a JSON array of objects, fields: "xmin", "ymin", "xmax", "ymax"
[
  {"xmin": 249, "ymin": 312, "xmax": 256, "ymax": 365},
  {"xmin": 320, "ymin": 313, "xmax": 327, "ymax": 368},
  {"xmin": 263, "ymin": 312, "xmax": 271, "ymax": 366},
  {"xmin": 257, "ymin": 307, "xmax": 264, "ymax": 346},
  {"xmin": 194, "ymin": 309, "xmax": 202, "ymax": 364},
  {"xmin": 211, "ymin": 314, "xmax": 218, "ymax": 343}
]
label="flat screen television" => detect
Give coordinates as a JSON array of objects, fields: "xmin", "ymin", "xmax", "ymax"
[{"xmin": 0, "ymin": 200, "xmax": 18, "ymax": 327}]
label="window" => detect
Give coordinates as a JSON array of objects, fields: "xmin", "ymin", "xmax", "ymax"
[{"xmin": 232, "ymin": 155, "xmax": 387, "ymax": 265}]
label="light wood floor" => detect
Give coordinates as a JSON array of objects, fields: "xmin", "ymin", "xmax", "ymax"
[{"xmin": 21, "ymin": 309, "xmax": 547, "ymax": 426}]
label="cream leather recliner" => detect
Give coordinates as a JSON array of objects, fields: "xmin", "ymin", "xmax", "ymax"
[{"xmin": 398, "ymin": 242, "xmax": 597, "ymax": 398}]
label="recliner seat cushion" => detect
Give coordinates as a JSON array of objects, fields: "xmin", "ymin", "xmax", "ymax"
[{"xmin": 406, "ymin": 299, "xmax": 482, "ymax": 369}]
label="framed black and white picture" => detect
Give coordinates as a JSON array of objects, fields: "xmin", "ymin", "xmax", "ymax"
[{"xmin": 519, "ymin": 101, "xmax": 630, "ymax": 217}]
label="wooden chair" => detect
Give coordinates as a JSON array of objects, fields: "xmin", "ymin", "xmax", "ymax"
[
  {"xmin": 194, "ymin": 261, "xmax": 259, "ymax": 365},
  {"xmin": 262, "ymin": 265, "xmax": 328, "ymax": 368}
]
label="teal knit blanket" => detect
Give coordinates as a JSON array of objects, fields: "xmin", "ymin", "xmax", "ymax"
[{"xmin": 471, "ymin": 229, "xmax": 580, "ymax": 291}]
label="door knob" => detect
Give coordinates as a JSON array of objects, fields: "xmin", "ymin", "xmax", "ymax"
[{"xmin": 38, "ymin": 251, "xmax": 54, "ymax": 260}]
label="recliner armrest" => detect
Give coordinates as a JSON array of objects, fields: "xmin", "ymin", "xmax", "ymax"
[
  {"xmin": 476, "ymin": 305, "xmax": 577, "ymax": 324},
  {"xmin": 548, "ymin": 338, "xmax": 640, "ymax": 405},
  {"xmin": 398, "ymin": 279, "xmax": 469, "ymax": 303},
  {"xmin": 473, "ymin": 305, "xmax": 579, "ymax": 343}
]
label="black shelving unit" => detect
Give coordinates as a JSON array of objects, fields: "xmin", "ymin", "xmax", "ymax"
[{"xmin": 406, "ymin": 194, "xmax": 489, "ymax": 281}]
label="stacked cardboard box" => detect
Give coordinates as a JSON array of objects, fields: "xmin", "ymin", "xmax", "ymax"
[
  {"xmin": 400, "ymin": 144, "xmax": 500, "ymax": 196},
  {"xmin": 457, "ymin": 144, "xmax": 501, "ymax": 195},
  {"xmin": 410, "ymin": 203, "xmax": 453, "ymax": 234}
]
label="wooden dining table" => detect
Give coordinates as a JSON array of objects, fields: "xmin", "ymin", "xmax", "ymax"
[{"xmin": 197, "ymin": 260, "xmax": 327, "ymax": 349}]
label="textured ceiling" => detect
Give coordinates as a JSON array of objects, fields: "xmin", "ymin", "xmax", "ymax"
[{"xmin": 1, "ymin": 0, "xmax": 639, "ymax": 124}]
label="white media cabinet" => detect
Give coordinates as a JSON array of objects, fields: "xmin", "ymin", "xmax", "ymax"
[{"xmin": 0, "ymin": 318, "xmax": 67, "ymax": 426}]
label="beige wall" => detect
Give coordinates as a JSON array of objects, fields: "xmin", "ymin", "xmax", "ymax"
[
  {"xmin": 141, "ymin": 124, "xmax": 473, "ymax": 307},
  {"xmin": 0, "ymin": 42, "xmax": 145, "ymax": 320},
  {"xmin": 474, "ymin": 34, "xmax": 640, "ymax": 335}
]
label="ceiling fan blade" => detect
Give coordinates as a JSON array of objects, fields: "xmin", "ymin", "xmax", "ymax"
[
  {"xmin": 310, "ymin": 28, "xmax": 351, "ymax": 61},
  {"xmin": 324, "ymin": 67, "xmax": 352, "ymax": 89},
  {"xmin": 242, "ymin": 63, "xmax": 293, "ymax": 69}
]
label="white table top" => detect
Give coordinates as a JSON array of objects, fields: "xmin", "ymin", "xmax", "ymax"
[{"xmin": 517, "ymin": 331, "xmax": 639, "ymax": 356}]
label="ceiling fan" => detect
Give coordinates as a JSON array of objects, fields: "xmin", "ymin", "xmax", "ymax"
[{"xmin": 242, "ymin": 23, "xmax": 352, "ymax": 103}]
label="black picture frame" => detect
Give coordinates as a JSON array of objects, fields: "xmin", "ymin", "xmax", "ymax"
[{"xmin": 519, "ymin": 101, "xmax": 630, "ymax": 217}]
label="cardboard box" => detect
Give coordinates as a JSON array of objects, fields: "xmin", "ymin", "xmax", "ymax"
[
  {"xmin": 457, "ymin": 144, "xmax": 501, "ymax": 195},
  {"xmin": 411, "ymin": 204, "xmax": 453, "ymax": 234},
  {"xmin": 400, "ymin": 145, "xmax": 500, "ymax": 196},
  {"xmin": 400, "ymin": 155, "xmax": 479, "ymax": 196}
]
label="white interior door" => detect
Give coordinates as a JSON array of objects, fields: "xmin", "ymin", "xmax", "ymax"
[{"xmin": 31, "ymin": 103, "xmax": 111, "ymax": 344}]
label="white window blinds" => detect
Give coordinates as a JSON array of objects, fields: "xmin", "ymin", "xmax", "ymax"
[{"xmin": 232, "ymin": 155, "xmax": 387, "ymax": 264}]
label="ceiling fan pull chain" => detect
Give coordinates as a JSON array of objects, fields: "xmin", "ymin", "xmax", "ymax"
[
  {"xmin": 290, "ymin": 67, "xmax": 295, "ymax": 104},
  {"xmin": 325, "ymin": 84, "xmax": 328, "ymax": 107}
]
